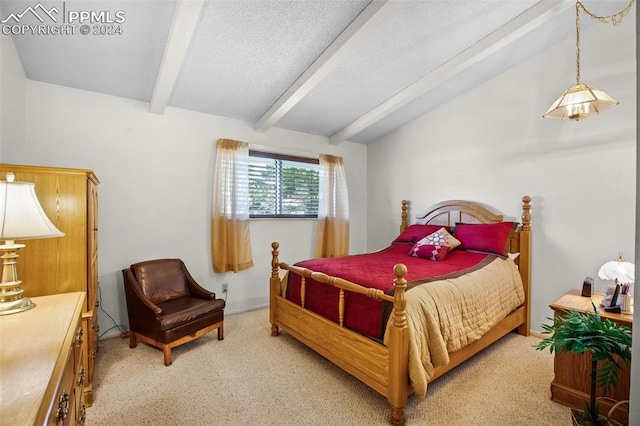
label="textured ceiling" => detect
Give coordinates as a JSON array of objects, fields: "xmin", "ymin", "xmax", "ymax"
[
  {"xmin": 3, "ymin": 0, "xmax": 176, "ymax": 101},
  {"xmin": 0, "ymin": 0, "xmax": 632, "ymax": 144},
  {"xmin": 170, "ymin": 0, "xmax": 370, "ymax": 122}
]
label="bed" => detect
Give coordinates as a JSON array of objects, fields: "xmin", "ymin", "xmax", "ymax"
[{"xmin": 269, "ymin": 196, "xmax": 531, "ymax": 425}]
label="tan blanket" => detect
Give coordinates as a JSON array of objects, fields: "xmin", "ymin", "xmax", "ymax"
[{"xmin": 384, "ymin": 255, "xmax": 524, "ymax": 398}]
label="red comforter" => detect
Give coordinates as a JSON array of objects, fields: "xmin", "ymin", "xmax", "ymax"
[{"xmin": 286, "ymin": 244, "xmax": 495, "ymax": 339}]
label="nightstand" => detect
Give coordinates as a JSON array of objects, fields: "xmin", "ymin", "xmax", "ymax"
[{"xmin": 548, "ymin": 289, "xmax": 632, "ymax": 425}]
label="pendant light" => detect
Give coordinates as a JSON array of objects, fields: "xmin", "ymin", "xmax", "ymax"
[{"xmin": 543, "ymin": 0, "xmax": 635, "ymax": 121}]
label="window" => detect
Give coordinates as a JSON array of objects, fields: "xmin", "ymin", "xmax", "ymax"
[{"xmin": 248, "ymin": 150, "xmax": 319, "ymax": 218}]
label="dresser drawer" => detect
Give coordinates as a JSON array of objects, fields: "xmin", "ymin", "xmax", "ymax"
[
  {"xmin": 81, "ymin": 309, "xmax": 99, "ymax": 406},
  {"xmin": 75, "ymin": 361, "xmax": 86, "ymax": 425},
  {"xmin": 47, "ymin": 350, "xmax": 76, "ymax": 425},
  {"xmin": 0, "ymin": 293, "xmax": 86, "ymax": 426}
]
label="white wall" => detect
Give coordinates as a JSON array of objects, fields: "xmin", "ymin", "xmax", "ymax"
[
  {"xmin": 5, "ymin": 80, "xmax": 367, "ymax": 337},
  {"xmin": 0, "ymin": 21, "xmax": 26, "ymax": 159},
  {"xmin": 631, "ymin": 6, "xmax": 639, "ymax": 425},
  {"xmin": 367, "ymin": 14, "xmax": 636, "ymax": 335}
]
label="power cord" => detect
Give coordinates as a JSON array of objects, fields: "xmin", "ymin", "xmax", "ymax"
[
  {"xmin": 98, "ymin": 286, "xmax": 129, "ymax": 339},
  {"xmin": 221, "ymin": 284, "xmax": 228, "ymax": 302}
]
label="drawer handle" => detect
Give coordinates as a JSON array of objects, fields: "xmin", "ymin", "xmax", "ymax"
[
  {"xmin": 79, "ymin": 405, "xmax": 87, "ymax": 425},
  {"xmin": 78, "ymin": 366, "xmax": 86, "ymax": 386},
  {"xmin": 76, "ymin": 326, "xmax": 84, "ymax": 346},
  {"xmin": 56, "ymin": 390, "xmax": 69, "ymax": 424}
]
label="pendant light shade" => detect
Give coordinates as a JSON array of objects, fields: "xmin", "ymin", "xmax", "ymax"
[
  {"xmin": 543, "ymin": 83, "xmax": 619, "ymax": 121},
  {"xmin": 543, "ymin": 0, "xmax": 634, "ymax": 121}
]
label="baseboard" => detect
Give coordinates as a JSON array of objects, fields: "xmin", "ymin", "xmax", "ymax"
[
  {"xmin": 101, "ymin": 329, "xmax": 128, "ymax": 340},
  {"xmin": 224, "ymin": 296, "xmax": 268, "ymax": 315},
  {"xmin": 529, "ymin": 330, "xmax": 545, "ymax": 339},
  {"xmin": 99, "ymin": 302, "xmax": 270, "ymax": 340},
  {"xmin": 224, "ymin": 302, "xmax": 268, "ymax": 315},
  {"xmin": 101, "ymin": 311, "xmax": 542, "ymax": 340}
]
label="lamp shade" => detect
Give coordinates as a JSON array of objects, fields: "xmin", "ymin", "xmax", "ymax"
[
  {"xmin": 543, "ymin": 83, "xmax": 618, "ymax": 121},
  {"xmin": 0, "ymin": 174, "xmax": 64, "ymax": 240},
  {"xmin": 598, "ymin": 256, "xmax": 634, "ymax": 284}
]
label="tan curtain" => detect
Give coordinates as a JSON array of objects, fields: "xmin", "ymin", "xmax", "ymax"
[
  {"xmin": 211, "ymin": 138, "xmax": 254, "ymax": 273},
  {"xmin": 315, "ymin": 154, "xmax": 349, "ymax": 258}
]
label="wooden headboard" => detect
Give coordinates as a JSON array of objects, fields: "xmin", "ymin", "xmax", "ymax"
[{"xmin": 400, "ymin": 197, "xmax": 531, "ymax": 254}]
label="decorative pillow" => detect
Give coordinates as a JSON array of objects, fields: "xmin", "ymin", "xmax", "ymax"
[
  {"xmin": 418, "ymin": 227, "xmax": 461, "ymax": 249},
  {"xmin": 408, "ymin": 243, "xmax": 452, "ymax": 261},
  {"xmin": 453, "ymin": 222, "xmax": 517, "ymax": 257},
  {"xmin": 393, "ymin": 224, "xmax": 445, "ymax": 244},
  {"xmin": 407, "ymin": 227, "xmax": 461, "ymax": 261}
]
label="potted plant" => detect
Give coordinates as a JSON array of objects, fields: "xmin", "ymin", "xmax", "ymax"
[{"xmin": 536, "ymin": 303, "xmax": 632, "ymax": 426}]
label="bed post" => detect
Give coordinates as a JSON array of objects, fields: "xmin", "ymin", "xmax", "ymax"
[
  {"xmin": 388, "ymin": 263, "xmax": 409, "ymax": 426},
  {"xmin": 400, "ymin": 200, "xmax": 408, "ymax": 233},
  {"xmin": 270, "ymin": 242, "xmax": 280, "ymax": 337},
  {"xmin": 517, "ymin": 196, "xmax": 531, "ymax": 336}
]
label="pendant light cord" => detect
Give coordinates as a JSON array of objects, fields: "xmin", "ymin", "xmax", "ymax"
[
  {"xmin": 575, "ymin": 2, "xmax": 581, "ymax": 84},
  {"xmin": 577, "ymin": 0, "xmax": 636, "ymax": 25},
  {"xmin": 574, "ymin": 0, "xmax": 636, "ymax": 85}
]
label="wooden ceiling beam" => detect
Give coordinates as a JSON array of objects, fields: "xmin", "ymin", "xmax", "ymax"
[
  {"xmin": 329, "ymin": 0, "xmax": 574, "ymax": 145},
  {"xmin": 150, "ymin": 0, "xmax": 205, "ymax": 114},
  {"xmin": 254, "ymin": 0, "xmax": 404, "ymax": 133}
]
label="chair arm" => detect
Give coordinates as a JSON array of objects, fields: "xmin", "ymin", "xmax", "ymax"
[
  {"xmin": 122, "ymin": 268, "xmax": 163, "ymax": 315},
  {"xmin": 182, "ymin": 266, "xmax": 216, "ymax": 300}
]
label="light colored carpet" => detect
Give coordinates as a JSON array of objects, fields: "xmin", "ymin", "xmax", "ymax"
[{"xmin": 87, "ymin": 308, "xmax": 570, "ymax": 425}]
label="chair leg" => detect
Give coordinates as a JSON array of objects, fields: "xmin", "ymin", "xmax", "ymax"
[
  {"xmin": 163, "ymin": 346, "xmax": 172, "ymax": 366},
  {"xmin": 218, "ymin": 322, "xmax": 224, "ymax": 341},
  {"xmin": 129, "ymin": 333, "xmax": 138, "ymax": 348}
]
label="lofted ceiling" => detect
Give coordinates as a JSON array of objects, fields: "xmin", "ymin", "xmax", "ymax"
[{"xmin": 0, "ymin": 0, "xmax": 631, "ymax": 144}]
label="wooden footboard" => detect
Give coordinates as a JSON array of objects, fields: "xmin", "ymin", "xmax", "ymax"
[
  {"xmin": 270, "ymin": 243, "xmax": 411, "ymax": 425},
  {"xmin": 269, "ymin": 196, "xmax": 532, "ymax": 425}
]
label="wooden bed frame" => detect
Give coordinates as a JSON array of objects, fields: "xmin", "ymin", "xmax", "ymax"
[{"xmin": 269, "ymin": 196, "xmax": 531, "ymax": 425}]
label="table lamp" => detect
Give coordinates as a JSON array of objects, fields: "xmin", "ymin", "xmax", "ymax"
[
  {"xmin": 598, "ymin": 253, "xmax": 634, "ymax": 312},
  {"xmin": 0, "ymin": 172, "xmax": 64, "ymax": 315}
]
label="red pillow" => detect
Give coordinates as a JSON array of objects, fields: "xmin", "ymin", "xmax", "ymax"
[
  {"xmin": 393, "ymin": 224, "xmax": 445, "ymax": 244},
  {"xmin": 453, "ymin": 222, "xmax": 517, "ymax": 257},
  {"xmin": 408, "ymin": 243, "xmax": 451, "ymax": 261}
]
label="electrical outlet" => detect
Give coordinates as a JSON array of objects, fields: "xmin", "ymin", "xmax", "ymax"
[{"xmin": 222, "ymin": 283, "xmax": 228, "ymax": 294}]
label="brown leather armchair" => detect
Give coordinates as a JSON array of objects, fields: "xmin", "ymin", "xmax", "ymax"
[{"xmin": 122, "ymin": 258, "xmax": 225, "ymax": 365}]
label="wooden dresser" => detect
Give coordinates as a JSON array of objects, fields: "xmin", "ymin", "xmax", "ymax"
[
  {"xmin": 0, "ymin": 164, "xmax": 100, "ymax": 405},
  {"xmin": 0, "ymin": 293, "xmax": 86, "ymax": 425}
]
